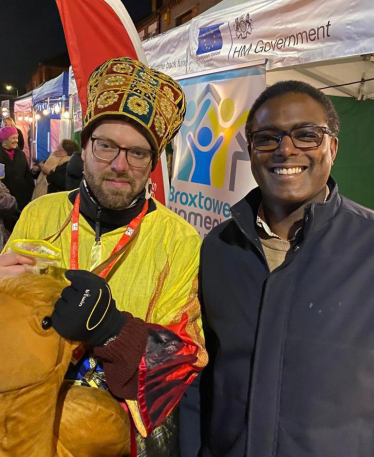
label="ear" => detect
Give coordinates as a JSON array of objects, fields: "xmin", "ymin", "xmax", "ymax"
[
  {"xmin": 81, "ymin": 148, "xmax": 86, "ymax": 162},
  {"xmin": 330, "ymin": 136, "xmax": 338, "ymax": 165},
  {"xmin": 247, "ymin": 143, "xmax": 253, "ymax": 160}
]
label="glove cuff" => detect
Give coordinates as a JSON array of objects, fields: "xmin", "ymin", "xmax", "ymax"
[{"xmin": 87, "ymin": 305, "xmax": 127, "ymax": 347}]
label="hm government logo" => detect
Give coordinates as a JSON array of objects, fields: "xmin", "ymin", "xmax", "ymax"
[
  {"xmin": 234, "ymin": 13, "xmax": 253, "ymax": 39},
  {"xmin": 196, "ymin": 23, "xmax": 224, "ymax": 56}
]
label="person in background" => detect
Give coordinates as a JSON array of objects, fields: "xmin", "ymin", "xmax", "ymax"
[
  {"xmin": 0, "ymin": 180, "xmax": 18, "ymax": 251},
  {"xmin": 32, "ymin": 139, "xmax": 79, "ymax": 198},
  {"xmin": 0, "ymin": 126, "xmax": 34, "ymax": 229},
  {"xmin": 65, "ymin": 148, "xmax": 83, "ymax": 190},
  {"xmin": 3, "ymin": 117, "xmax": 25, "ymax": 151}
]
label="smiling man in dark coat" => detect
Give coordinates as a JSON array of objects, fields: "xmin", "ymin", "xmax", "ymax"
[{"xmin": 188, "ymin": 80, "xmax": 374, "ymax": 457}]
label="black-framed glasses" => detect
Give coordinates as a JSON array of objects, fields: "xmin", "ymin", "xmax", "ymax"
[
  {"xmin": 249, "ymin": 126, "xmax": 333, "ymax": 152},
  {"xmin": 91, "ymin": 136, "xmax": 155, "ymax": 168}
]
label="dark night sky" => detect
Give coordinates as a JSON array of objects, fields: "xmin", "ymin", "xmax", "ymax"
[{"xmin": 0, "ymin": 0, "xmax": 152, "ymax": 94}]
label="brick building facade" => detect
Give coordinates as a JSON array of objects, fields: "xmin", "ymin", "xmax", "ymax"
[{"xmin": 137, "ymin": 0, "xmax": 221, "ymax": 41}]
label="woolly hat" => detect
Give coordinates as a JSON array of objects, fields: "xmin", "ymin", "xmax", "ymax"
[
  {"xmin": 81, "ymin": 57, "xmax": 186, "ymax": 158},
  {"xmin": 0, "ymin": 126, "xmax": 17, "ymax": 143}
]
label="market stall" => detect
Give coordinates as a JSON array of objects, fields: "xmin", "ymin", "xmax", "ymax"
[
  {"xmin": 32, "ymin": 71, "xmax": 69, "ymax": 162},
  {"xmin": 14, "ymin": 93, "xmax": 33, "ymax": 160},
  {"xmin": 143, "ymin": 0, "xmax": 374, "ymax": 209}
]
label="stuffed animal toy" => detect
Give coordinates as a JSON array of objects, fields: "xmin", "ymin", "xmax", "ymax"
[{"xmin": 0, "ymin": 273, "xmax": 130, "ymax": 457}]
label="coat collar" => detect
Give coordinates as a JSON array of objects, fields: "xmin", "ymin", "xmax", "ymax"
[{"xmin": 230, "ymin": 176, "xmax": 341, "ymax": 243}]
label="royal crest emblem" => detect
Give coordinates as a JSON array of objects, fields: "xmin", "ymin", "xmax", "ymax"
[{"xmin": 234, "ymin": 13, "xmax": 253, "ymax": 39}]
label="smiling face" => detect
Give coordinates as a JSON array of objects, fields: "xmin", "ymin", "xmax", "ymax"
[
  {"xmin": 2, "ymin": 134, "xmax": 19, "ymax": 150},
  {"xmin": 82, "ymin": 120, "xmax": 152, "ymax": 210},
  {"xmin": 249, "ymin": 92, "xmax": 338, "ymax": 208}
]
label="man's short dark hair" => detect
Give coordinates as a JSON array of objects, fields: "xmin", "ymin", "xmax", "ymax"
[
  {"xmin": 61, "ymin": 139, "xmax": 79, "ymax": 156},
  {"xmin": 245, "ymin": 80, "xmax": 340, "ymax": 144}
]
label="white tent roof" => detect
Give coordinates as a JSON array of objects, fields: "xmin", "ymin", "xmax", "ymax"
[
  {"xmin": 268, "ymin": 55, "xmax": 374, "ymax": 99},
  {"xmin": 143, "ymin": 0, "xmax": 374, "ymax": 99}
]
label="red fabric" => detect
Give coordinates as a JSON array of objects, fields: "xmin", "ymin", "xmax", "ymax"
[
  {"xmin": 137, "ymin": 357, "xmax": 153, "ymax": 435},
  {"xmin": 95, "ymin": 313, "xmax": 202, "ymax": 432},
  {"xmin": 55, "ymin": 0, "xmax": 167, "ymax": 204},
  {"xmin": 55, "ymin": 0, "xmax": 138, "ymax": 115},
  {"xmin": 3, "ymin": 149, "xmax": 15, "ymax": 161},
  {"xmin": 150, "ymin": 161, "xmax": 166, "ymax": 205},
  {"xmin": 136, "ymin": 320, "xmax": 201, "ymax": 430},
  {"xmin": 144, "ymin": 351, "xmax": 198, "ymax": 419}
]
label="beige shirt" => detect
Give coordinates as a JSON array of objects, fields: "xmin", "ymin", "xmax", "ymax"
[{"xmin": 256, "ymin": 186, "xmax": 330, "ymax": 271}]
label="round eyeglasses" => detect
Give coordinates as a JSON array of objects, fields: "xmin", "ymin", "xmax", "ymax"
[
  {"xmin": 249, "ymin": 126, "xmax": 333, "ymax": 152},
  {"xmin": 91, "ymin": 136, "xmax": 155, "ymax": 168}
]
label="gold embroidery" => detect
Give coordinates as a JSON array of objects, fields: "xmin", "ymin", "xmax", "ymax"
[
  {"xmin": 135, "ymin": 82, "xmax": 156, "ymax": 95},
  {"xmin": 97, "ymin": 91, "xmax": 119, "ymax": 109},
  {"xmin": 154, "ymin": 115, "xmax": 166, "ymax": 137},
  {"xmin": 160, "ymin": 98, "xmax": 172, "ymax": 119},
  {"xmin": 163, "ymin": 86, "xmax": 174, "ymax": 101},
  {"xmin": 139, "ymin": 71, "xmax": 157, "ymax": 85},
  {"xmin": 113, "ymin": 63, "xmax": 133, "ymax": 74},
  {"xmin": 104, "ymin": 75, "xmax": 125, "ymax": 86},
  {"xmin": 82, "ymin": 57, "xmax": 186, "ymax": 158},
  {"xmin": 127, "ymin": 96, "xmax": 150, "ymax": 116}
]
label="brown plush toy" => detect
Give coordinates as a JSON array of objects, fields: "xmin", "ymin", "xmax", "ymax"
[{"xmin": 0, "ymin": 273, "xmax": 130, "ymax": 457}]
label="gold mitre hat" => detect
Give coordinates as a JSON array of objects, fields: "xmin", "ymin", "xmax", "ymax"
[{"xmin": 81, "ymin": 57, "xmax": 186, "ymax": 162}]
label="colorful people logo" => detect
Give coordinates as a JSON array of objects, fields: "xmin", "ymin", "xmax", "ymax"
[
  {"xmin": 209, "ymin": 98, "xmax": 249, "ymax": 188},
  {"xmin": 177, "ymin": 98, "xmax": 211, "ymax": 181},
  {"xmin": 176, "ymin": 87, "xmax": 249, "ymax": 190},
  {"xmin": 188, "ymin": 126, "xmax": 224, "ymax": 185}
]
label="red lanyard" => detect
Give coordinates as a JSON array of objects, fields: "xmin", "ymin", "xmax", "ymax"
[{"xmin": 70, "ymin": 194, "xmax": 149, "ymax": 278}]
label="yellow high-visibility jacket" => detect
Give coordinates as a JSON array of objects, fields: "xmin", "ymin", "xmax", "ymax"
[{"xmin": 7, "ymin": 191, "xmax": 207, "ymax": 436}]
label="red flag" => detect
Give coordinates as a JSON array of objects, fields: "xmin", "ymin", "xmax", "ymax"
[{"xmin": 56, "ymin": 0, "xmax": 167, "ymax": 204}]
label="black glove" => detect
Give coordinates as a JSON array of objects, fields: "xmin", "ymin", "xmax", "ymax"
[{"xmin": 52, "ymin": 270, "xmax": 126, "ymax": 347}]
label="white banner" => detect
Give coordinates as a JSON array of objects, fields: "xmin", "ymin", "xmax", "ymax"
[
  {"xmin": 190, "ymin": 0, "xmax": 374, "ymax": 73},
  {"xmin": 170, "ymin": 63, "xmax": 265, "ymax": 238},
  {"xmin": 68, "ymin": 65, "xmax": 78, "ymax": 95},
  {"xmin": 143, "ymin": 0, "xmax": 374, "ymax": 78},
  {"xmin": 143, "ymin": 24, "xmax": 190, "ymax": 78}
]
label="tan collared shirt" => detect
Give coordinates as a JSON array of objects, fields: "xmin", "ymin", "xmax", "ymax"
[{"xmin": 256, "ymin": 186, "xmax": 330, "ymax": 271}]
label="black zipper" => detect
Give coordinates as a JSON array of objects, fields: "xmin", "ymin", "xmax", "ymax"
[{"xmin": 95, "ymin": 206, "xmax": 102, "ymax": 242}]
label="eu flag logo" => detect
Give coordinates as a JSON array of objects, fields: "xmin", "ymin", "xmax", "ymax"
[{"xmin": 196, "ymin": 23, "xmax": 224, "ymax": 55}]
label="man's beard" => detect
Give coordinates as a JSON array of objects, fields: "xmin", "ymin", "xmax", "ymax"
[{"xmin": 83, "ymin": 164, "xmax": 148, "ymax": 210}]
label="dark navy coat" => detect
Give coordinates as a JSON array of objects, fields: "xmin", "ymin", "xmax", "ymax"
[{"xmin": 193, "ymin": 178, "xmax": 374, "ymax": 457}]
